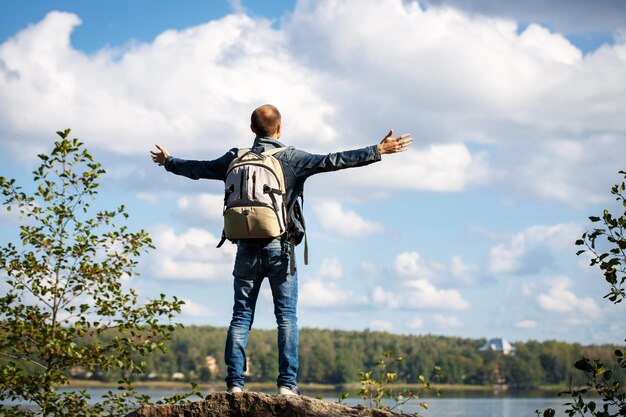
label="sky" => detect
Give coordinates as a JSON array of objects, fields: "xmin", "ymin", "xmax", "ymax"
[{"xmin": 1, "ymin": 0, "xmax": 625, "ymax": 345}]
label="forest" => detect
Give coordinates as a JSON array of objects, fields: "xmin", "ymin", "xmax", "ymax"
[{"xmin": 74, "ymin": 325, "xmax": 625, "ymax": 389}]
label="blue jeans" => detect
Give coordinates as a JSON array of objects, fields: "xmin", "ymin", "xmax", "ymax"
[{"xmin": 224, "ymin": 239, "xmax": 298, "ymax": 389}]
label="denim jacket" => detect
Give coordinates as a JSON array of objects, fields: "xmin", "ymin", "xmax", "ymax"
[{"xmin": 163, "ymin": 136, "xmax": 381, "ymax": 213}]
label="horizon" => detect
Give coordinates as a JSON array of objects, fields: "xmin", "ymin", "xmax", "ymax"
[{"xmin": 1, "ymin": 0, "xmax": 625, "ymax": 345}]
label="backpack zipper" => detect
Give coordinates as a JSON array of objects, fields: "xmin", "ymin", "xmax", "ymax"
[{"xmin": 252, "ymin": 172, "xmax": 257, "ymax": 199}]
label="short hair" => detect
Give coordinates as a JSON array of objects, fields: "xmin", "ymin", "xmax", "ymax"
[{"xmin": 251, "ymin": 104, "xmax": 281, "ymax": 137}]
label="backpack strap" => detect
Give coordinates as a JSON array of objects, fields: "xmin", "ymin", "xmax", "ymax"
[
  {"xmin": 287, "ymin": 192, "xmax": 308, "ymax": 274},
  {"xmin": 237, "ymin": 148, "xmax": 249, "ymax": 156},
  {"xmin": 216, "ymin": 230, "xmax": 227, "ymax": 248},
  {"xmin": 262, "ymin": 146, "xmax": 289, "ymax": 156},
  {"xmin": 299, "ymin": 193, "xmax": 308, "ymax": 266}
]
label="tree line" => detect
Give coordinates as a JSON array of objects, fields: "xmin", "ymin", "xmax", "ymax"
[{"xmin": 75, "ymin": 325, "xmax": 624, "ymax": 389}]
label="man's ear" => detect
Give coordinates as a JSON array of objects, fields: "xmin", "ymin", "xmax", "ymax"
[{"xmin": 276, "ymin": 123, "xmax": 281, "ymax": 136}]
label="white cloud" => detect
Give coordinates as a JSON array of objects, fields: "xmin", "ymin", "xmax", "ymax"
[
  {"xmin": 1, "ymin": 2, "xmax": 625, "ymax": 205},
  {"xmin": 299, "ymin": 280, "xmax": 343, "ymax": 308},
  {"xmin": 149, "ymin": 226, "xmax": 236, "ymax": 281},
  {"xmin": 434, "ymin": 314, "xmax": 464, "ymax": 328},
  {"xmin": 450, "ymin": 255, "xmax": 480, "ymax": 285},
  {"xmin": 372, "ymin": 286, "xmax": 403, "ymax": 309},
  {"xmin": 181, "ymin": 299, "xmax": 215, "ymax": 318},
  {"xmin": 0, "ymin": 11, "xmax": 335, "ymax": 160},
  {"xmin": 488, "ymin": 223, "xmax": 583, "ymax": 275},
  {"xmin": 404, "ymin": 279, "xmax": 471, "ymax": 309},
  {"xmin": 394, "ymin": 251, "xmax": 480, "ymax": 285},
  {"xmin": 406, "ymin": 316, "xmax": 424, "ymax": 329},
  {"xmin": 369, "ymin": 319, "xmax": 393, "ymax": 332},
  {"xmin": 422, "ymin": 0, "xmax": 626, "ymax": 33},
  {"xmin": 345, "ymin": 143, "xmax": 476, "ymax": 193},
  {"xmin": 536, "ymin": 276, "xmax": 601, "ymax": 323},
  {"xmin": 177, "ymin": 193, "xmax": 225, "ymax": 225},
  {"xmin": 319, "ymin": 257, "xmax": 343, "ymax": 280},
  {"xmin": 395, "ymin": 252, "xmax": 429, "ymax": 277},
  {"xmin": 373, "ymin": 279, "xmax": 470, "ymax": 311},
  {"xmin": 136, "ymin": 192, "xmax": 160, "ymax": 205},
  {"xmin": 299, "ymin": 257, "xmax": 367, "ymax": 308},
  {"xmin": 299, "ymin": 279, "xmax": 368, "ymax": 308},
  {"xmin": 312, "ymin": 200, "xmax": 384, "ymax": 238},
  {"xmin": 285, "ymin": 0, "xmax": 626, "ymax": 206},
  {"xmin": 515, "ymin": 319, "xmax": 538, "ymax": 329}
]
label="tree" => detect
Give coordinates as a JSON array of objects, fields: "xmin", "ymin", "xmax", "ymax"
[
  {"xmin": 539, "ymin": 170, "xmax": 626, "ymax": 417},
  {"xmin": 0, "ymin": 130, "xmax": 199, "ymax": 416}
]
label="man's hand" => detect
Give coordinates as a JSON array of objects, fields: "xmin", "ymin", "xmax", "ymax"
[
  {"xmin": 377, "ymin": 129, "xmax": 413, "ymax": 155},
  {"xmin": 150, "ymin": 144, "xmax": 170, "ymax": 166}
]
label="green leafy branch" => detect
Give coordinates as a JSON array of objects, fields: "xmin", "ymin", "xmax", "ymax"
[{"xmin": 347, "ymin": 351, "xmax": 443, "ymax": 416}]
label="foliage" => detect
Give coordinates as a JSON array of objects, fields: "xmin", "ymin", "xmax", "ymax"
[
  {"xmin": 138, "ymin": 326, "xmax": 624, "ymax": 390},
  {"xmin": 0, "ymin": 130, "xmax": 201, "ymax": 416},
  {"xmin": 345, "ymin": 351, "xmax": 442, "ymax": 416},
  {"xmin": 576, "ymin": 170, "xmax": 626, "ymax": 304},
  {"xmin": 538, "ymin": 170, "xmax": 626, "ymax": 417}
]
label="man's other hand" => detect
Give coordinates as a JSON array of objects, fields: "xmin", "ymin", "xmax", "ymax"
[
  {"xmin": 150, "ymin": 144, "xmax": 170, "ymax": 166},
  {"xmin": 377, "ymin": 129, "xmax": 413, "ymax": 155}
]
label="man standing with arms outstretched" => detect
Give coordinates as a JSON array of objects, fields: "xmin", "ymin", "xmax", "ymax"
[{"xmin": 150, "ymin": 104, "xmax": 412, "ymax": 395}]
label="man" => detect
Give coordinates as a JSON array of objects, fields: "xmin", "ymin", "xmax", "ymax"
[{"xmin": 150, "ymin": 104, "xmax": 412, "ymax": 395}]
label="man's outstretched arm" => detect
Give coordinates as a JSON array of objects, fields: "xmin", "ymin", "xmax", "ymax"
[
  {"xmin": 284, "ymin": 129, "xmax": 414, "ymax": 179},
  {"xmin": 377, "ymin": 129, "xmax": 413, "ymax": 155},
  {"xmin": 149, "ymin": 144, "xmax": 234, "ymax": 181}
]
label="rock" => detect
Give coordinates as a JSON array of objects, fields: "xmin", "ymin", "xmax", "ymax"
[{"xmin": 124, "ymin": 391, "xmax": 400, "ymax": 417}]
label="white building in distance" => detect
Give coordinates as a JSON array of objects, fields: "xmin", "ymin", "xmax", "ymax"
[{"xmin": 479, "ymin": 338, "xmax": 516, "ymax": 355}]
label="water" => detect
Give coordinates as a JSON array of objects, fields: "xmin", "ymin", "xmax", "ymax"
[
  {"xmin": 340, "ymin": 397, "xmax": 570, "ymax": 417},
  {"xmin": 2, "ymin": 388, "xmax": 572, "ymax": 417}
]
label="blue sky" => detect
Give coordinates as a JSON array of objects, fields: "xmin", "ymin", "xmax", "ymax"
[{"xmin": 1, "ymin": 0, "xmax": 625, "ymax": 345}]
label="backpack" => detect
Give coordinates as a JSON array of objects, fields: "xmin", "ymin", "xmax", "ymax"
[
  {"xmin": 219, "ymin": 147, "xmax": 289, "ymax": 242},
  {"xmin": 216, "ymin": 146, "xmax": 309, "ymax": 274}
]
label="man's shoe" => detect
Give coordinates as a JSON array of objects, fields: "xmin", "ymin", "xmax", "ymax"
[
  {"xmin": 277, "ymin": 386, "xmax": 301, "ymax": 396},
  {"xmin": 227, "ymin": 386, "xmax": 243, "ymax": 393}
]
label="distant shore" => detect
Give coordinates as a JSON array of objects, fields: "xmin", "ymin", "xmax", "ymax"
[{"xmin": 67, "ymin": 379, "xmax": 564, "ymax": 394}]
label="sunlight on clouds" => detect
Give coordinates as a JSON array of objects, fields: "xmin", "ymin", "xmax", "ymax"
[
  {"xmin": 404, "ymin": 279, "xmax": 470, "ymax": 309},
  {"xmin": 450, "ymin": 255, "xmax": 480, "ymax": 285},
  {"xmin": 0, "ymin": 11, "xmax": 335, "ymax": 159},
  {"xmin": 312, "ymin": 200, "xmax": 384, "ymax": 238},
  {"xmin": 181, "ymin": 299, "xmax": 215, "ymax": 318},
  {"xmin": 395, "ymin": 252, "xmax": 428, "ymax": 277},
  {"xmin": 150, "ymin": 226, "xmax": 236, "ymax": 281},
  {"xmin": 319, "ymin": 257, "xmax": 343, "ymax": 280},
  {"xmin": 373, "ymin": 279, "xmax": 470, "ymax": 310},
  {"xmin": 300, "ymin": 258, "xmax": 367, "ymax": 308},
  {"xmin": 1, "ymin": 1, "xmax": 625, "ymax": 205},
  {"xmin": 346, "ymin": 144, "xmax": 475, "ymax": 193},
  {"xmin": 0, "ymin": 0, "xmax": 624, "ymax": 344},
  {"xmin": 536, "ymin": 276, "xmax": 601, "ymax": 321},
  {"xmin": 495, "ymin": 135, "xmax": 624, "ymax": 207},
  {"xmin": 519, "ymin": 24, "xmax": 582, "ymax": 65},
  {"xmin": 488, "ymin": 223, "xmax": 583, "ymax": 275},
  {"xmin": 177, "ymin": 193, "xmax": 224, "ymax": 225},
  {"xmin": 394, "ymin": 251, "xmax": 480, "ymax": 285},
  {"xmin": 286, "ymin": 0, "xmax": 626, "ymax": 206},
  {"xmin": 299, "ymin": 280, "xmax": 367, "ymax": 308}
]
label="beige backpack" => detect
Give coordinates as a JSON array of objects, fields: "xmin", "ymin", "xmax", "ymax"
[{"xmin": 220, "ymin": 147, "xmax": 288, "ymax": 241}]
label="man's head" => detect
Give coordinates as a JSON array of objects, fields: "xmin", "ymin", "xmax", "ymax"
[{"xmin": 251, "ymin": 104, "xmax": 281, "ymax": 138}]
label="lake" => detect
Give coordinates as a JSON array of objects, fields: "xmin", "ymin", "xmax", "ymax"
[{"xmin": 2, "ymin": 387, "xmax": 573, "ymax": 416}]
